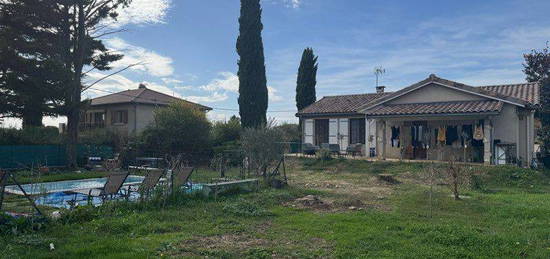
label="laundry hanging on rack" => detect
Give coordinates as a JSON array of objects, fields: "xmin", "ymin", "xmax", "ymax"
[
  {"xmin": 391, "ymin": 126, "xmax": 400, "ymax": 147},
  {"xmin": 473, "ymin": 124, "xmax": 484, "ymax": 141},
  {"xmin": 437, "ymin": 126, "xmax": 446, "ymax": 143}
]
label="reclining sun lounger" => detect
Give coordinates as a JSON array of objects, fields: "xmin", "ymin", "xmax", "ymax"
[
  {"xmin": 127, "ymin": 168, "xmax": 165, "ymax": 199},
  {"xmin": 171, "ymin": 166, "xmax": 195, "ymax": 192},
  {"xmin": 85, "ymin": 171, "xmax": 130, "ymax": 203}
]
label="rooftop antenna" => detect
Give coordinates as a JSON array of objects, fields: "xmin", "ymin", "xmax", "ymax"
[{"xmin": 374, "ymin": 66, "xmax": 386, "ymax": 87}]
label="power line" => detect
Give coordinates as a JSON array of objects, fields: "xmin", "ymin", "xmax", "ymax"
[{"xmin": 86, "ymin": 87, "xmax": 297, "ymax": 113}]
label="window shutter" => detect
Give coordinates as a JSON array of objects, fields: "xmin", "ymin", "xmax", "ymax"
[
  {"xmin": 123, "ymin": 111, "xmax": 128, "ymax": 124},
  {"xmin": 329, "ymin": 119, "xmax": 338, "ymax": 144},
  {"xmin": 111, "ymin": 111, "xmax": 116, "ymax": 124},
  {"xmin": 304, "ymin": 119, "xmax": 314, "ymax": 144}
]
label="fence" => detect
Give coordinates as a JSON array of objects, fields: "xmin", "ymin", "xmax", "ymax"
[{"xmin": 0, "ymin": 144, "xmax": 114, "ymax": 170}]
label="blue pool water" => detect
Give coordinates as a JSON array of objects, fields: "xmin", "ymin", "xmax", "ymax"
[
  {"xmin": 5, "ymin": 176, "xmax": 203, "ymax": 209},
  {"xmin": 4, "ymin": 175, "xmax": 145, "ymax": 195}
]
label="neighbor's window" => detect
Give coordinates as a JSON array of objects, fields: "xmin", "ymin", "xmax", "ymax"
[
  {"xmin": 111, "ymin": 110, "xmax": 128, "ymax": 124},
  {"xmin": 349, "ymin": 118, "xmax": 366, "ymax": 144}
]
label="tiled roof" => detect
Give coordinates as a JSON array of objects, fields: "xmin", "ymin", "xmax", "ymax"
[
  {"xmin": 366, "ymin": 100, "xmax": 503, "ymax": 117},
  {"xmin": 478, "ymin": 82, "xmax": 540, "ymax": 105},
  {"xmin": 91, "ymin": 87, "xmax": 212, "ymax": 111},
  {"xmin": 296, "ymin": 92, "xmax": 391, "ymax": 116},
  {"xmin": 296, "ymin": 75, "xmax": 540, "ymax": 117}
]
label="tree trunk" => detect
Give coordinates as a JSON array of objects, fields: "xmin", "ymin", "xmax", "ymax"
[
  {"xmin": 22, "ymin": 109, "xmax": 43, "ymax": 129},
  {"xmin": 66, "ymin": 3, "xmax": 86, "ymax": 169}
]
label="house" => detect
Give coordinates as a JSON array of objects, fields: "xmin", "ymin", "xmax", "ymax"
[
  {"xmin": 296, "ymin": 74, "xmax": 540, "ymax": 167},
  {"xmin": 79, "ymin": 84, "xmax": 212, "ymax": 136}
]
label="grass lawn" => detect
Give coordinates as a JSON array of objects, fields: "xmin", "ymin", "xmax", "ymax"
[{"xmin": 2, "ymin": 158, "xmax": 550, "ymax": 258}]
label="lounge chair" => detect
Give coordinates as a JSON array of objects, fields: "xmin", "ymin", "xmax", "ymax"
[
  {"xmin": 171, "ymin": 166, "xmax": 195, "ymax": 192},
  {"xmin": 329, "ymin": 144, "xmax": 341, "ymax": 156},
  {"xmin": 302, "ymin": 143, "xmax": 319, "ymax": 156},
  {"xmin": 85, "ymin": 171, "xmax": 129, "ymax": 202},
  {"xmin": 346, "ymin": 144, "xmax": 364, "ymax": 157},
  {"xmin": 322, "ymin": 143, "xmax": 340, "ymax": 156},
  {"xmin": 127, "ymin": 168, "xmax": 165, "ymax": 199}
]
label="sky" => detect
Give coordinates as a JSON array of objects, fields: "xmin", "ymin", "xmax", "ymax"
[{"xmin": 3, "ymin": 0, "xmax": 550, "ymax": 128}]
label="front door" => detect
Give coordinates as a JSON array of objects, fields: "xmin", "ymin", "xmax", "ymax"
[{"xmin": 315, "ymin": 119, "xmax": 329, "ymax": 146}]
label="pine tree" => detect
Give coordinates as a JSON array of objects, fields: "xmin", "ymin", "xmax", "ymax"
[
  {"xmin": 296, "ymin": 48, "xmax": 318, "ymax": 111},
  {"xmin": 0, "ymin": 0, "xmax": 67, "ymax": 128},
  {"xmin": 236, "ymin": 0, "xmax": 268, "ymax": 128}
]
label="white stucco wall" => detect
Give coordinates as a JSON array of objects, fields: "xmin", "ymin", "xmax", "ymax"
[{"xmin": 388, "ymin": 83, "xmax": 485, "ymax": 104}]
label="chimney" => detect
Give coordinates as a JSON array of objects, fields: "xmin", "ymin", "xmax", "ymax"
[
  {"xmin": 376, "ymin": 86, "xmax": 385, "ymax": 93},
  {"xmin": 138, "ymin": 83, "xmax": 147, "ymax": 89}
]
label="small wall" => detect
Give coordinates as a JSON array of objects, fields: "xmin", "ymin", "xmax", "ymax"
[{"xmin": 388, "ymin": 83, "xmax": 485, "ymax": 104}]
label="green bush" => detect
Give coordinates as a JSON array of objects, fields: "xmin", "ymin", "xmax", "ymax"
[
  {"xmin": 241, "ymin": 124, "xmax": 285, "ymax": 176},
  {"xmin": 316, "ymin": 148, "xmax": 332, "ymax": 161},
  {"xmin": 274, "ymin": 123, "xmax": 300, "ymax": 143},
  {"xmin": 139, "ymin": 101, "xmax": 212, "ymax": 163},
  {"xmin": 0, "ymin": 126, "xmax": 62, "ymax": 145},
  {"xmin": 212, "ymin": 115, "xmax": 241, "ymax": 146},
  {"xmin": 79, "ymin": 128, "xmax": 122, "ymax": 148}
]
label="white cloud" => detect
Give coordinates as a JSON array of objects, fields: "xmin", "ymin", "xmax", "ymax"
[
  {"xmin": 105, "ymin": 37, "xmax": 174, "ymax": 77},
  {"xmin": 162, "ymin": 78, "xmax": 183, "ymax": 85},
  {"xmin": 186, "ymin": 92, "xmax": 228, "ymax": 103},
  {"xmin": 290, "ymin": 0, "xmax": 301, "ymax": 8},
  {"xmin": 112, "ymin": 0, "xmax": 171, "ymax": 27},
  {"xmin": 199, "ymin": 72, "xmax": 239, "ymax": 93},
  {"xmin": 268, "ymin": 86, "xmax": 283, "ymax": 102},
  {"xmin": 83, "ymin": 72, "xmax": 179, "ymax": 99}
]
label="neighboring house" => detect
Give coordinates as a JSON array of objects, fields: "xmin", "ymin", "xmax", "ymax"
[
  {"xmin": 296, "ymin": 74, "xmax": 540, "ymax": 167},
  {"xmin": 79, "ymin": 84, "xmax": 212, "ymax": 136}
]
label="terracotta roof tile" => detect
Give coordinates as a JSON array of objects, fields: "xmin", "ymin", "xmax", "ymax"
[
  {"xmin": 366, "ymin": 100, "xmax": 503, "ymax": 116},
  {"xmin": 296, "ymin": 75, "xmax": 540, "ymax": 117},
  {"xmin": 90, "ymin": 87, "xmax": 212, "ymax": 111},
  {"xmin": 478, "ymin": 82, "xmax": 540, "ymax": 105},
  {"xmin": 296, "ymin": 92, "xmax": 391, "ymax": 116}
]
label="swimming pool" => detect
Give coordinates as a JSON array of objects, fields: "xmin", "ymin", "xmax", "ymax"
[
  {"xmin": 4, "ymin": 175, "xmax": 145, "ymax": 195},
  {"xmin": 32, "ymin": 183, "xmax": 204, "ymax": 209}
]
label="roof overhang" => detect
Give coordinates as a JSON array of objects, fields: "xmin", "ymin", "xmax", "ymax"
[
  {"xmin": 359, "ymin": 78, "xmax": 527, "ymax": 113},
  {"xmin": 366, "ymin": 111, "xmax": 501, "ymax": 119},
  {"xmin": 295, "ymin": 112, "xmax": 365, "ymax": 118}
]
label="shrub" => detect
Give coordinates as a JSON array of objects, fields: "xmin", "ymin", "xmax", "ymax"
[
  {"xmin": 0, "ymin": 126, "xmax": 62, "ymax": 145},
  {"xmin": 241, "ymin": 123, "xmax": 285, "ymax": 177},
  {"xmin": 79, "ymin": 128, "xmax": 123, "ymax": 149},
  {"xmin": 274, "ymin": 123, "xmax": 301, "ymax": 143},
  {"xmin": 139, "ymin": 101, "xmax": 212, "ymax": 164},
  {"xmin": 211, "ymin": 115, "xmax": 241, "ymax": 146},
  {"xmin": 316, "ymin": 148, "xmax": 332, "ymax": 161}
]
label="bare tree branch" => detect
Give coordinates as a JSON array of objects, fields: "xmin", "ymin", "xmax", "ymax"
[
  {"xmin": 81, "ymin": 62, "xmax": 144, "ymax": 92},
  {"xmin": 91, "ymin": 28, "xmax": 127, "ymax": 38}
]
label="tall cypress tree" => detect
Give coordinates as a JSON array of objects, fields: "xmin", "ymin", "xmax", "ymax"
[
  {"xmin": 296, "ymin": 48, "xmax": 318, "ymax": 111},
  {"xmin": 236, "ymin": 0, "xmax": 268, "ymax": 128}
]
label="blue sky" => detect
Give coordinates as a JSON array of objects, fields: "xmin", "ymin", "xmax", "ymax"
[{"xmin": 5, "ymin": 0, "xmax": 550, "ymax": 127}]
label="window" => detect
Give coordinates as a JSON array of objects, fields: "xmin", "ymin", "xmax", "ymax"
[
  {"xmin": 111, "ymin": 110, "xmax": 128, "ymax": 124},
  {"xmin": 349, "ymin": 118, "xmax": 365, "ymax": 144},
  {"xmin": 94, "ymin": 112, "xmax": 105, "ymax": 124}
]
